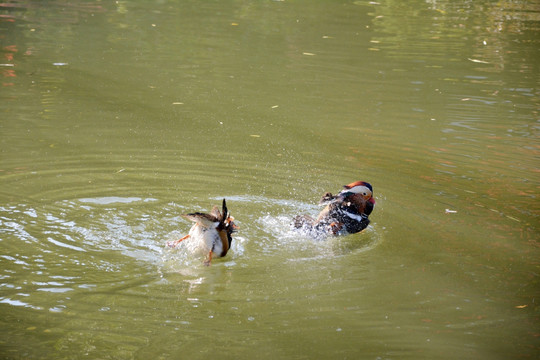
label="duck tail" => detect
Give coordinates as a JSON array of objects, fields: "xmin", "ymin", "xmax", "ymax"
[{"xmin": 221, "ymin": 198, "xmax": 228, "ymax": 221}]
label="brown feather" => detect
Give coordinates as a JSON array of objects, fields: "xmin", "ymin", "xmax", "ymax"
[
  {"xmin": 217, "ymin": 229, "xmax": 230, "ymax": 257},
  {"xmin": 210, "ymin": 205, "xmax": 221, "ymax": 220},
  {"xmin": 183, "ymin": 213, "xmax": 219, "ymax": 227}
]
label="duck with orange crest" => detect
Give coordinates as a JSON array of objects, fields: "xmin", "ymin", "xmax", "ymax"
[
  {"xmin": 167, "ymin": 199, "xmax": 237, "ymax": 266},
  {"xmin": 293, "ymin": 181, "xmax": 375, "ymax": 236}
]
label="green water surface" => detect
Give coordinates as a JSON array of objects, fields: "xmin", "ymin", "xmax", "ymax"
[{"xmin": 1, "ymin": 1, "xmax": 538, "ymax": 359}]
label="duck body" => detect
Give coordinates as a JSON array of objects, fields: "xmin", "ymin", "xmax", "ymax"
[
  {"xmin": 167, "ymin": 199, "xmax": 236, "ymax": 266},
  {"xmin": 293, "ymin": 181, "xmax": 375, "ymax": 236}
]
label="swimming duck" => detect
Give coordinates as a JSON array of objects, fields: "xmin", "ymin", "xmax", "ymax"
[
  {"xmin": 167, "ymin": 199, "xmax": 237, "ymax": 266},
  {"xmin": 293, "ymin": 181, "xmax": 375, "ymax": 236}
]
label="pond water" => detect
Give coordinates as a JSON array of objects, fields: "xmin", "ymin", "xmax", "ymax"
[{"xmin": 1, "ymin": 0, "xmax": 538, "ymax": 359}]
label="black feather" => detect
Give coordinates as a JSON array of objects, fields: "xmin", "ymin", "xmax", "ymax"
[{"xmin": 222, "ymin": 198, "xmax": 228, "ymax": 221}]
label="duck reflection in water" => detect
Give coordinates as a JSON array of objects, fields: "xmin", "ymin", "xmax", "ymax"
[
  {"xmin": 293, "ymin": 181, "xmax": 375, "ymax": 236},
  {"xmin": 167, "ymin": 199, "xmax": 237, "ymax": 266}
]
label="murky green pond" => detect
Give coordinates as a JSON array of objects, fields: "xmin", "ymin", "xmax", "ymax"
[{"xmin": 1, "ymin": 0, "xmax": 538, "ymax": 359}]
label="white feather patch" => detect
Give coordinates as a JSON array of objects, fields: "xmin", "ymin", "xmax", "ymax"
[
  {"xmin": 342, "ymin": 211, "xmax": 365, "ymax": 222},
  {"xmin": 345, "ymin": 185, "xmax": 371, "ymax": 196}
]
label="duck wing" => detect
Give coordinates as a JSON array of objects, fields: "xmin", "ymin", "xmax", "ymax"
[
  {"xmin": 319, "ymin": 192, "xmax": 338, "ymax": 205},
  {"xmin": 183, "ymin": 212, "xmax": 220, "ymax": 228},
  {"xmin": 210, "ymin": 205, "xmax": 221, "ymax": 220}
]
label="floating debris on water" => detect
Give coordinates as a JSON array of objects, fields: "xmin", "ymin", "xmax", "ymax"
[{"xmin": 467, "ymin": 58, "xmax": 490, "ymax": 64}]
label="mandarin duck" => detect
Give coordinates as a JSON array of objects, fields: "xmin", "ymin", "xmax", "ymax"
[
  {"xmin": 167, "ymin": 199, "xmax": 237, "ymax": 266},
  {"xmin": 293, "ymin": 181, "xmax": 375, "ymax": 236}
]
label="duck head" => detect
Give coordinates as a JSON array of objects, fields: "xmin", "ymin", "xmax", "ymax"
[{"xmin": 338, "ymin": 181, "xmax": 375, "ymax": 214}]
